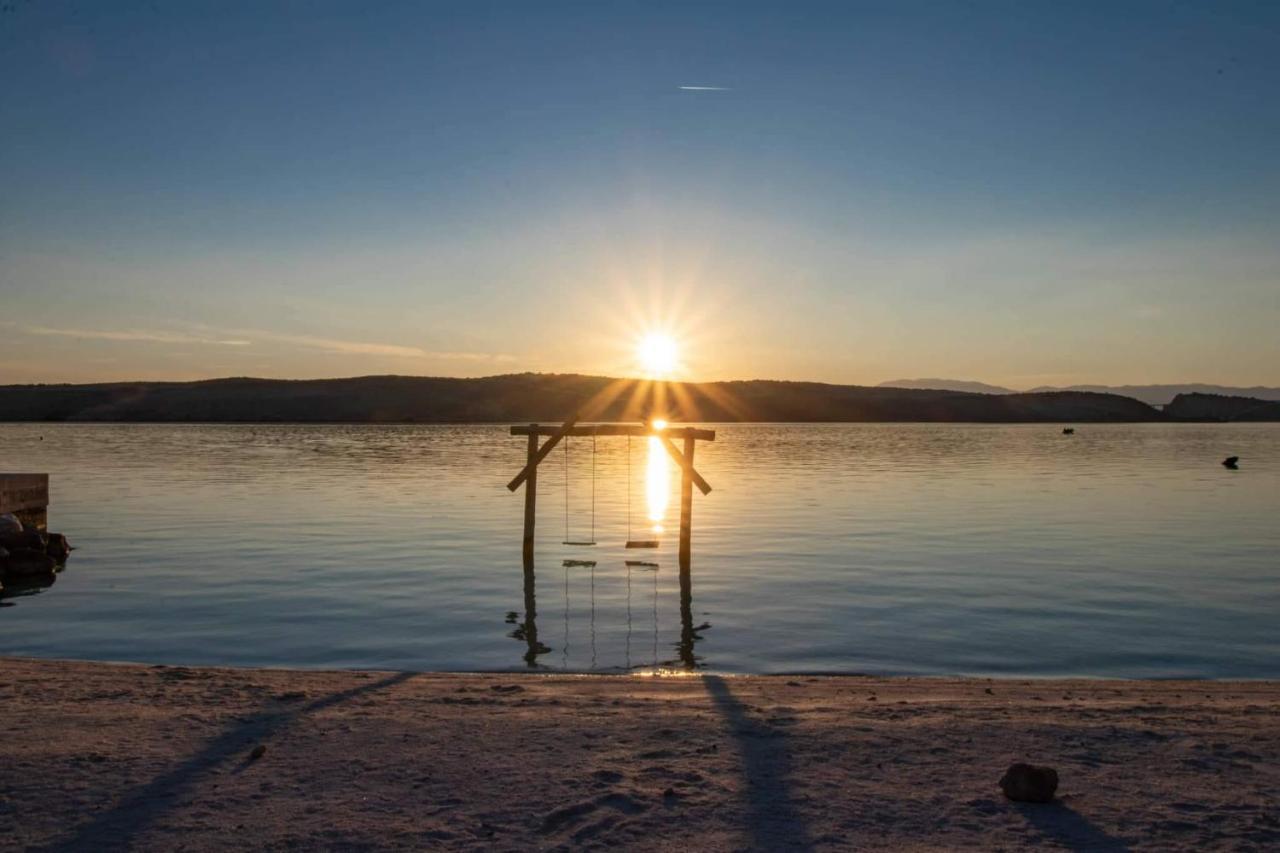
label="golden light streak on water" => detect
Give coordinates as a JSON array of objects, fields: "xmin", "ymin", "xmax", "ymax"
[{"xmin": 645, "ymin": 434, "xmax": 670, "ymax": 533}]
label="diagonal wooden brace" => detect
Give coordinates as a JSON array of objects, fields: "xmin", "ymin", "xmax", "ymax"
[
  {"xmin": 653, "ymin": 427, "xmax": 712, "ymax": 495},
  {"xmin": 507, "ymin": 413, "xmax": 580, "ymax": 492}
]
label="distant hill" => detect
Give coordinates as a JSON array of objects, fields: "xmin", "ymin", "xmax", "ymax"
[
  {"xmin": 0, "ymin": 374, "xmax": 1168, "ymax": 423},
  {"xmin": 877, "ymin": 378, "xmax": 1015, "ymax": 395},
  {"xmin": 1029, "ymin": 384, "xmax": 1280, "ymax": 407},
  {"xmin": 1163, "ymin": 393, "xmax": 1280, "ymax": 422},
  {"xmin": 879, "ymin": 378, "xmax": 1280, "ymax": 407},
  {"xmin": 880, "ymin": 376, "xmax": 1280, "ymax": 407}
]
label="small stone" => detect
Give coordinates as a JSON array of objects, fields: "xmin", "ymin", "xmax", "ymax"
[
  {"xmin": 999, "ymin": 762, "xmax": 1058, "ymax": 803},
  {"xmin": 0, "ymin": 514, "xmax": 21, "ymax": 541},
  {"xmin": 248, "ymin": 744, "xmax": 267, "ymax": 761}
]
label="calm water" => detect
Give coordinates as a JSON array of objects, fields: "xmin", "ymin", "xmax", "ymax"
[{"xmin": 1, "ymin": 423, "xmax": 1277, "ymax": 677}]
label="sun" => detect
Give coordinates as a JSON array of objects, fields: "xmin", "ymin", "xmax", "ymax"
[{"xmin": 637, "ymin": 332, "xmax": 679, "ymax": 377}]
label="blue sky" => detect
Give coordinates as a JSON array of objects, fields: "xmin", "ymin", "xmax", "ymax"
[{"xmin": 2, "ymin": 1, "xmax": 1278, "ymax": 386}]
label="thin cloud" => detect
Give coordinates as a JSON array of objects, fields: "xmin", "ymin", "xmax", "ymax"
[
  {"xmin": 15, "ymin": 321, "xmax": 515, "ymax": 364},
  {"xmin": 222, "ymin": 328, "xmax": 517, "ymax": 363},
  {"xmin": 22, "ymin": 325, "xmax": 250, "ymax": 347},
  {"xmin": 678, "ymin": 85, "xmax": 730, "ymax": 91}
]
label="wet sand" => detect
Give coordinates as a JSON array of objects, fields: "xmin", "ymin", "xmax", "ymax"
[{"xmin": 1, "ymin": 657, "xmax": 1277, "ymax": 851}]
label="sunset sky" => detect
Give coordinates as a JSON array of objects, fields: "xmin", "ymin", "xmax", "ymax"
[{"xmin": 2, "ymin": 1, "xmax": 1278, "ymax": 387}]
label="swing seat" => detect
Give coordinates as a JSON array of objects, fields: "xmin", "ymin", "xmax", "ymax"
[
  {"xmin": 563, "ymin": 540, "xmax": 597, "ymax": 546},
  {"xmin": 625, "ymin": 539, "xmax": 659, "ymax": 549},
  {"xmin": 563, "ymin": 559, "xmax": 597, "ymax": 568},
  {"xmin": 625, "ymin": 560, "xmax": 659, "ymax": 569}
]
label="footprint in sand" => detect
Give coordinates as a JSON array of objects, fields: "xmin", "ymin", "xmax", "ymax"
[{"xmin": 539, "ymin": 792, "xmax": 648, "ymax": 836}]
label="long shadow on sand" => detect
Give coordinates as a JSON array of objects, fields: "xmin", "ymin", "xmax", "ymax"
[
  {"xmin": 43, "ymin": 670, "xmax": 416, "ymax": 852},
  {"xmin": 703, "ymin": 675, "xmax": 814, "ymax": 851},
  {"xmin": 1017, "ymin": 801, "xmax": 1132, "ymax": 852}
]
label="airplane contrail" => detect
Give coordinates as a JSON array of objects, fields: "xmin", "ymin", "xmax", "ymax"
[{"xmin": 678, "ymin": 85, "xmax": 730, "ymax": 91}]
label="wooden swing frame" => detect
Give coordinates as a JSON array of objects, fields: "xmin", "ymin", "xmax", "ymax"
[{"xmin": 508, "ymin": 415, "xmax": 714, "ymax": 570}]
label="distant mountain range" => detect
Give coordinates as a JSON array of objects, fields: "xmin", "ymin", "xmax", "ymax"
[
  {"xmin": 0, "ymin": 374, "xmax": 1165, "ymax": 423},
  {"xmin": 879, "ymin": 379, "xmax": 1280, "ymax": 407},
  {"xmin": 0, "ymin": 375, "xmax": 1275, "ymax": 423},
  {"xmin": 877, "ymin": 378, "xmax": 1018, "ymax": 395}
]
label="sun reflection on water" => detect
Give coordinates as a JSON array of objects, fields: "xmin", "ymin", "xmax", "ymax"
[{"xmin": 645, "ymin": 434, "xmax": 670, "ymax": 534}]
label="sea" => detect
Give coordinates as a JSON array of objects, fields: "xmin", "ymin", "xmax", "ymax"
[{"xmin": 1, "ymin": 423, "xmax": 1276, "ymax": 677}]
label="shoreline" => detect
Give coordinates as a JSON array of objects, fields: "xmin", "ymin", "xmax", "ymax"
[
  {"xmin": 3, "ymin": 657, "xmax": 1277, "ymax": 850},
  {"xmin": 7, "ymin": 653, "xmax": 1280, "ymax": 681}
]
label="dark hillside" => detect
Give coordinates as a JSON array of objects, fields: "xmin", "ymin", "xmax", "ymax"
[
  {"xmin": 1164, "ymin": 393, "xmax": 1280, "ymax": 422},
  {"xmin": 0, "ymin": 374, "xmax": 1168, "ymax": 423}
]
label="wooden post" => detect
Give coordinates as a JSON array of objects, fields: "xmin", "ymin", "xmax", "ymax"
[
  {"xmin": 522, "ymin": 431, "xmax": 538, "ymax": 564},
  {"xmin": 679, "ymin": 434, "xmax": 695, "ymax": 571}
]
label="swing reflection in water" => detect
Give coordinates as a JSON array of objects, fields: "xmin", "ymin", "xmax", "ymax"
[{"xmin": 511, "ymin": 558, "xmax": 705, "ymax": 672}]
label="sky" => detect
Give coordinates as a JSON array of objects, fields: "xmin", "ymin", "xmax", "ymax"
[{"xmin": 2, "ymin": 0, "xmax": 1278, "ymax": 388}]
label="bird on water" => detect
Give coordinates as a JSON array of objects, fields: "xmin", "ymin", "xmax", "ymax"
[{"xmin": 1222, "ymin": 456, "xmax": 1239, "ymax": 469}]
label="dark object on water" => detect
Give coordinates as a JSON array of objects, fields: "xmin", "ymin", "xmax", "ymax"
[
  {"xmin": 1222, "ymin": 456, "xmax": 1239, "ymax": 469},
  {"xmin": 248, "ymin": 744, "xmax": 267, "ymax": 761},
  {"xmin": 625, "ymin": 539, "xmax": 659, "ymax": 549},
  {"xmin": 3, "ymin": 547, "xmax": 57, "ymax": 577},
  {"xmin": 999, "ymin": 762, "xmax": 1059, "ymax": 803},
  {"xmin": 45, "ymin": 532, "xmax": 72, "ymax": 562},
  {"xmin": 0, "ymin": 570, "xmax": 56, "ymax": 599},
  {"xmin": 1062, "ymin": 427, "xmax": 1074, "ymax": 435},
  {"xmin": 4, "ymin": 527, "xmax": 49, "ymax": 552}
]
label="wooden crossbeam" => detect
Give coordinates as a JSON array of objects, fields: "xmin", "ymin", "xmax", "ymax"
[
  {"xmin": 650, "ymin": 426, "xmax": 712, "ymax": 496},
  {"xmin": 510, "ymin": 424, "xmax": 715, "ymax": 442},
  {"xmin": 506, "ymin": 414, "xmax": 580, "ymax": 492}
]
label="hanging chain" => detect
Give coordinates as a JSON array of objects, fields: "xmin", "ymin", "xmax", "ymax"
[
  {"xmin": 563, "ymin": 435, "xmax": 570, "ymax": 542},
  {"xmin": 591, "ymin": 432, "xmax": 596, "ymax": 544}
]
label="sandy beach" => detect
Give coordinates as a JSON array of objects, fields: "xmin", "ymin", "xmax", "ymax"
[{"xmin": 1, "ymin": 658, "xmax": 1277, "ymax": 851}]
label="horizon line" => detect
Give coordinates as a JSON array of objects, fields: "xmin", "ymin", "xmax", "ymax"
[{"xmin": 2, "ymin": 372, "xmax": 1278, "ymax": 393}]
